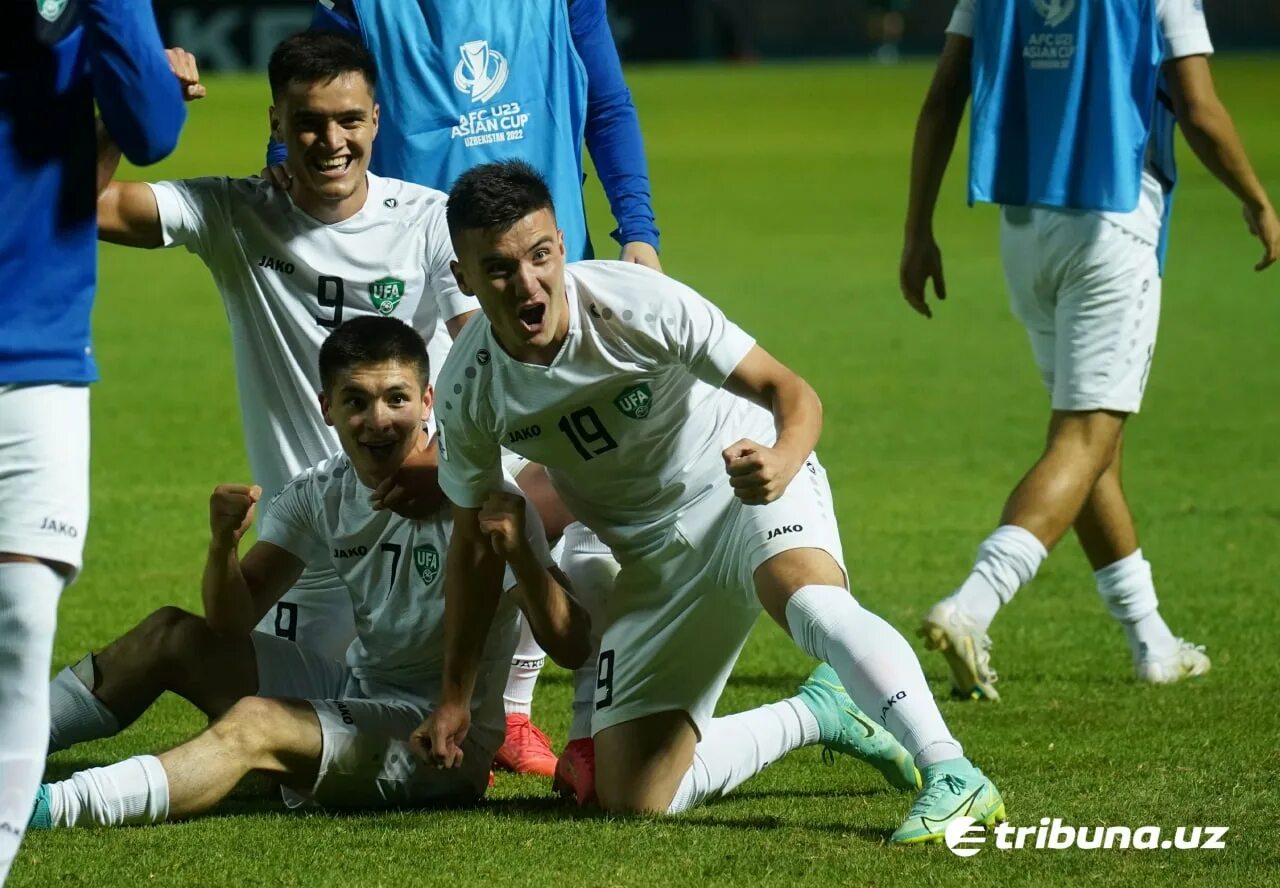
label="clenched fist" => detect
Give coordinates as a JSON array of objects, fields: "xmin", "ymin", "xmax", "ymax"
[{"xmin": 209, "ymin": 483, "xmax": 261, "ymax": 548}]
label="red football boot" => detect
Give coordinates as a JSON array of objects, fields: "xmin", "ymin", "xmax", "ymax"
[
  {"xmin": 493, "ymin": 713, "xmax": 558, "ymax": 777},
  {"xmin": 552, "ymin": 737, "xmax": 597, "ymax": 806}
]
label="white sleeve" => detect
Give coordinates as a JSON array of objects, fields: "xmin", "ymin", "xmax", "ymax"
[
  {"xmin": 946, "ymin": 0, "xmax": 976, "ymax": 38},
  {"xmin": 437, "ymin": 389, "xmax": 504, "ymax": 510},
  {"xmin": 426, "ymin": 205, "xmax": 478, "ymax": 325},
  {"xmin": 146, "ymin": 177, "xmax": 229, "ymax": 258},
  {"xmin": 653, "ymin": 277, "xmax": 756, "ymax": 388},
  {"xmin": 1157, "ymin": 0, "xmax": 1213, "ymax": 59},
  {"xmin": 257, "ymin": 476, "xmax": 327, "ymax": 565}
]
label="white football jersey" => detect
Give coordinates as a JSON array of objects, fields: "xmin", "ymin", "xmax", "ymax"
[
  {"xmin": 258, "ymin": 450, "xmax": 550, "ymax": 748},
  {"xmin": 435, "ymin": 261, "xmax": 773, "ymax": 557},
  {"xmin": 149, "ymin": 173, "xmax": 477, "ymax": 503}
]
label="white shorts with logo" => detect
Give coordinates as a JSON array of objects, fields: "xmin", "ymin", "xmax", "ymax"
[
  {"xmin": 1000, "ymin": 204, "xmax": 1162, "ymax": 414},
  {"xmin": 0, "ymin": 384, "xmax": 90, "ymax": 580},
  {"xmin": 254, "ymin": 565, "xmax": 357, "ymax": 662},
  {"xmin": 590, "ymin": 454, "xmax": 846, "ymax": 738},
  {"xmin": 251, "ymin": 633, "xmax": 492, "ymax": 808}
]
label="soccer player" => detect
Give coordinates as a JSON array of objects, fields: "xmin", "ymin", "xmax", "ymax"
[
  {"xmin": 418, "ymin": 160, "xmax": 1003, "ymax": 843},
  {"xmin": 899, "ymin": 0, "xmax": 1279, "ymax": 700},
  {"xmin": 32, "ymin": 317, "xmax": 588, "ymax": 827},
  {"xmin": 0, "ymin": 2, "xmax": 184, "ymax": 879},
  {"xmin": 96, "ymin": 33, "xmax": 474, "ymax": 663},
  {"xmin": 267, "ymin": 0, "xmax": 664, "ymax": 778}
]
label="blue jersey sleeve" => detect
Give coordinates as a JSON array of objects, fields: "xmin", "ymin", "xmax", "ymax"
[
  {"xmin": 569, "ymin": 0, "xmax": 660, "ymax": 251},
  {"xmin": 84, "ymin": 0, "xmax": 185, "ymax": 165},
  {"xmin": 266, "ymin": 1, "xmax": 362, "ymax": 167}
]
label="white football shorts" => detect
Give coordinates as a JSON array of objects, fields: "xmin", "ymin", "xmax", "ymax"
[
  {"xmin": 1000, "ymin": 203, "xmax": 1162, "ymax": 414},
  {"xmin": 251, "ymin": 632, "xmax": 492, "ymax": 808},
  {"xmin": 0, "ymin": 384, "xmax": 90, "ymax": 580},
  {"xmin": 590, "ymin": 453, "xmax": 846, "ymax": 738}
]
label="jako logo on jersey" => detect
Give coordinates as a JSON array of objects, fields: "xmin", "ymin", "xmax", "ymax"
[
  {"xmin": 334, "ymin": 701, "xmax": 356, "ymax": 725},
  {"xmin": 1033, "ymin": 0, "xmax": 1075, "ymax": 27},
  {"xmin": 333, "ymin": 545, "xmax": 368, "ymax": 558},
  {"xmin": 880, "ymin": 690, "xmax": 907, "ymax": 723},
  {"xmin": 614, "ymin": 383, "xmax": 653, "ymax": 419},
  {"xmin": 37, "ymin": 0, "xmax": 68, "ymax": 23},
  {"xmin": 766, "ymin": 524, "xmax": 802, "ymax": 541},
  {"xmin": 476, "ymin": 349, "xmax": 490, "ymax": 365},
  {"xmin": 414, "ymin": 544, "xmax": 441, "ymax": 584},
  {"xmin": 40, "ymin": 517, "xmax": 77, "ymax": 537},
  {"xmin": 507, "ymin": 424, "xmax": 541, "ymax": 444},
  {"xmin": 258, "ymin": 255, "xmax": 295, "ymax": 274},
  {"xmin": 369, "ymin": 277, "xmax": 405, "ymax": 315},
  {"xmin": 454, "ymin": 40, "xmax": 508, "ymax": 103}
]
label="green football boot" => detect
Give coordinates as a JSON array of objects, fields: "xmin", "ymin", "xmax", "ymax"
[
  {"xmin": 797, "ymin": 663, "xmax": 921, "ymax": 792},
  {"xmin": 891, "ymin": 759, "xmax": 1006, "ymax": 844}
]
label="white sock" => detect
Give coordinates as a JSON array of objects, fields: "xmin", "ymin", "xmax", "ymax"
[
  {"xmin": 0, "ymin": 562, "xmax": 63, "ymax": 881},
  {"xmin": 559, "ymin": 523, "xmax": 617, "ymax": 741},
  {"xmin": 666, "ymin": 699, "xmax": 818, "ymax": 814},
  {"xmin": 48, "ymin": 657, "xmax": 120, "ymax": 753},
  {"xmin": 503, "ymin": 615, "xmax": 545, "ymax": 717},
  {"xmin": 1094, "ymin": 549, "xmax": 1177, "ymax": 660},
  {"xmin": 948, "ymin": 525, "xmax": 1048, "ymax": 632},
  {"xmin": 786, "ymin": 585, "xmax": 964, "ymax": 770},
  {"xmin": 45, "ymin": 755, "xmax": 169, "ymax": 828}
]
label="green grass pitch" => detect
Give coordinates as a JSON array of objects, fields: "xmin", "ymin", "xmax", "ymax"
[{"xmin": 14, "ymin": 57, "xmax": 1280, "ymax": 886}]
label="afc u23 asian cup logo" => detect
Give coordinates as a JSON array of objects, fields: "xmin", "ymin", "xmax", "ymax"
[
  {"xmin": 1033, "ymin": 0, "xmax": 1075, "ymax": 27},
  {"xmin": 454, "ymin": 40, "xmax": 509, "ymax": 103}
]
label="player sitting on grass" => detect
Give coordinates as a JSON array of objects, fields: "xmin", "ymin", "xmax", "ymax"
[
  {"xmin": 32, "ymin": 317, "xmax": 589, "ymax": 827},
  {"xmin": 417, "ymin": 160, "xmax": 1002, "ymax": 843}
]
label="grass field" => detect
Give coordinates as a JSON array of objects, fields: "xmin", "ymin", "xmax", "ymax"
[{"xmin": 12, "ymin": 57, "xmax": 1280, "ymax": 886}]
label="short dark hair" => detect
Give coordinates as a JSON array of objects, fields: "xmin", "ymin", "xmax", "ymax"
[
  {"xmin": 268, "ymin": 31, "xmax": 377, "ymax": 100},
  {"xmin": 318, "ymin": 317, "xmax": 430, "ymax": 394},
  {"xmin": 446, "ymin": 160, "xmax": 556, "ymax": 241}
]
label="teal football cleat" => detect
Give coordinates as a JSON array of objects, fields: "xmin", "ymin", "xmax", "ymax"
[
  {"xmin": 891, "ymin": 759, "xmax": 1005, "ymax": 844},
  {"xmin": 797, "ymin": 663, "xmax": 921, "ymax": 792},
  {"xmin": 29, "ymin": 784, "xmax": 52, "ymax": 830}
]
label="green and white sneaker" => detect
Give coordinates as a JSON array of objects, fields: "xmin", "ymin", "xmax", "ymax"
[
  {"xmin": 797, "ymin": 664, "xmax": 921, "ymax": 792},
  {"xmin": 919, "ymin": 600, "xmax": 1000, "ymax": 701},
  {"xmin": 29, "ymin": 784, "xmax": 53, "ymax": 830},
  {"xmin": 891, "ymin": 759, "xmax": 1005, "ymax": 844}
]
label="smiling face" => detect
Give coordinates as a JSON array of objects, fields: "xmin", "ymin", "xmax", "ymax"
[
  {"xmin": 320, "ymin": 360, "xmax": 430, "ymax": 489},
  {"xmin": 270, "ymin": 71, "xmax": 379, "ymax": 223},
  {"xmin": 451, "ymin": 208, "xmax": 570, "ymax": 365}
]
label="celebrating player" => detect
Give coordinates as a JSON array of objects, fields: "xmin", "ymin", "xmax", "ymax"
[
  {"xmin": 266, "ymin": 0, "xmax": 664, "ymax": 779},
  {"xmin": 0, "ymin": 3, "xmax": 185, "ymax": 880},
  {"xmin": 96, "ymin": 33, "xmax": 474, "ymax": 662},
  {"xmin": 32, "ymin": 318, "xmax": 589, "ymax": 828},
  {"xmin": 418, "ymin": 161, "xmax": 1002, "ymax": 843},
  {"xmin": 899, "ymin": 0, "xmax": 1278, "ymax": 700}
]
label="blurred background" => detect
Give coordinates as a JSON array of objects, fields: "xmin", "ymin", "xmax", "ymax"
[{"xmin": 150, "ymin": 1, "xmax": 1280, "ymax": 71}]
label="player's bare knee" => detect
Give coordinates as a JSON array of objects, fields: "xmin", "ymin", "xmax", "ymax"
[
  {"xmin": 142, "ymin": 606, "xmax": 207, "ymax": 666},
  {"xmin": 1047, "ymin": 411, "xmax": 1126, "ymax": 477},
  {"xmin": 210, "ymin": 696, "xmax": 285, "ymax": 761}
]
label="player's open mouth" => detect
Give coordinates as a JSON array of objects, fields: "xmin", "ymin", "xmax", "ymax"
[
  {"xmin": 312, "ymin": 155, "xmax": 353, "ymax": 178},
  {"xmin": 517, "ymin": 303, "xmax": 546, "ymax": 333},
  {"xmin": 361, "ymin": 440, "xmax": 397, "ymax": 460}
]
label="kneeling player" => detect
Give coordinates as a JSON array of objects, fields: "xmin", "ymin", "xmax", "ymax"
[
  {"xmin": 32, "ymin": 318, "xmax": 588, "ymax": 828},
  {"xmin": 419, "ymin": 161, "xmax": 1005, "ymax": 842}
]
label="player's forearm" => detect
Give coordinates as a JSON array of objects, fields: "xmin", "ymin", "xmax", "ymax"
[
  {"xmin": 510, "ymin": 560, "xmax": 591, "ymax": 669},
  {"xmin": 904, "ymin": 88, "xmax": 967, "ymax": 240},
  {"xmin": 1178, "ymin": 97, "xmax": 1273, "ymax": 212},
  {"xmin": 440, "ymin": 537, "xmax": 507, "ymax": 706},
  {"xmin": 768, "ymin": 375, "xmax": 823, "ymax": 477},
  {"xmin": 201, "ymin": 543, "xmax": 257, "ymax": 635}
]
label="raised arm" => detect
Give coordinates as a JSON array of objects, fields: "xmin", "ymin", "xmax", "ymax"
[
  {"xmin": 570, "ymin": 0, "xmax": 661, "ymax": 269},
  {"xmin": 721, "ymin": 345, "xmax": 823, "ymax": 505},
  {"xmin": 202, "ymin": 485, "xmax": 305, "ymax": 635},
  {"xmin": 98, "ymin": 49, "xmax": 205, "ymax": 248},
  {"xmin": 900, "ymin": 33, "xmax": 972, "ymax": 318},
  {"xmin": 1165, "ymin": 56, "xmax": 1279, "ymax": 271},
  {"xmin": 84, "ymin": 0, "xmax": 186, "ymax": 165}
]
